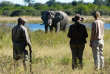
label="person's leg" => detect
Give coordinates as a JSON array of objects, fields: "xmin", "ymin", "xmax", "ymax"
[
  {"xmin": 99, "ymin": 39, "xmax": 104, "ymax": 68},
  {"xmin": 23, "ymin": 49, "xmax": 28, "ymax": 74},
  {"xmin": 92, "ymin": 40, "xmax": 100, "ymax": 70},
  {"xmin": 70, "ymin": 44, "xmax": 77, "ymax": 69},
  {"xmin": 77, "ymin": 45, "xmax": 85, "ymax": 69},
  {"xmin": 14, "ymin": 60, "xmax": 16, "ymax": 74},
  {"xmin": 13, "ymin": 43, "xmax": 17, "ymax": 74},
  {"xmin": 23, "ymin": 60, "xmax": 28, "ymax": 74}
]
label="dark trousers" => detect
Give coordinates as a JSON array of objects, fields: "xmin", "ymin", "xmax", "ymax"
[{"xmin": 70, "ymin": 44, "xmax": 85, "ymax": 69}]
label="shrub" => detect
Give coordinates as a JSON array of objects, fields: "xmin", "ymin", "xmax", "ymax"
[
  {"xmin": 43, "ymin": 56, "xmax": 53, "ymax": 65},
  {"xmin": 32, "ymin": 56, "xmax": 43, "ymax": 64},
  {"xmin": 10, "ymin": 9, "xmax": 41, "ymax": 16},
  {"xmin": 2, "ymin": 10, "xmax": 10, "ymax": 16},
  {"xmin": 63, "ymin": 9, "xmax": 75, "ymax": 15},
  {"xmin": 25, "ymin": 9, "xmax": 40, "ymax": 16},
  {"xmin": 60, "ymin": 55, "xmax": 71, "ymax": 65},
  {"xmin": 10, "ymin": 9, "xmax": 25, "ymax": 16}
]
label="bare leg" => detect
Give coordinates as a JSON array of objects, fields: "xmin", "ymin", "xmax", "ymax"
[{"xmin": 23, "ymin": 60, "xmax": 28, "ymax": 74}]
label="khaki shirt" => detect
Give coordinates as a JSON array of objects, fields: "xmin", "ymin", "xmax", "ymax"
[
  {"xmin": 90, "ymin": 19, "xmax": 104, "ymax": 41},
  {"xmin": 12, "ymin": 25, "xmax": 31, "ymax": 45}
]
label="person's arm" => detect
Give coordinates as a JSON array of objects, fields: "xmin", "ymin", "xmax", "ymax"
[
  {"xmin": 90, "ymin": 22, "xmax": 96, "ymax": 41},
  {"xmin": 22, "ymin": 28, "xmax": 32, "ymax": 52},
  {"xmin": 89, "ymin": 22, "xmax": 96, "ymax": 47}
]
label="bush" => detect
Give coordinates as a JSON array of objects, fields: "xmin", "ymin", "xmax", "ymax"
[
  {"xmin": 2, "ymin": 10, "xmax": 10, "ymax": 16},
  {"xmin": 25, "ymin": 9, "xmax": 40, "ymax": 16},
  {"xmin": 63, "ymin": 9, "xmax": 75, "ymax": 15},
  {"xmin": 10, "ymin": 9, "xmax": 25, "ymax": 16},
  {"xmin": 32, "ymin": 56, "xmax": 43, "ymax": 64},
  {"xmin": 60, "ymin": 55, "xmax": 71, "ymax": 65},
  {"xmin": 43, "ymin": 56, "xmax": 53, "ymax": 65},
  {"xmin": 0, "ymin": 10, "xmax": 2, "ymax": 15},
  {"xmin": 10, "ymin": 9, "xmax": 41, "ymax": 16},
  {"xmin": 35, "ymin": 6, "xmax": 49, "ymax": 11}
]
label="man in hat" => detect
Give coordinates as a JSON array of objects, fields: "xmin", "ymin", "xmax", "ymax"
[
  {"xmin": 12, "ymin": 18, "xmax": 32, "ymax": 73},
  {"xmin": 67, "ymin": 14, "xmax": 88, "ymax": 69},
  {"xmin": 89, "ymin": 11, "xmax": 104, "ymax": 70}
]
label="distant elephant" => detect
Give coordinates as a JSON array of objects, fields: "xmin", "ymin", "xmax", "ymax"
[{"xmin": 41, "ymin": 11, "xmax": 68, "ymax": 33}]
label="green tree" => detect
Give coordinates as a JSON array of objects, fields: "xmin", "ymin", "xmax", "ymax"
[
  {"xmin": 14, "ymin": 4, "xmax": 22, "ymax": 7},
  {"xmin": 35, "ymin": 6, "xmax": 48, "ymax": 11},
  {"xmin": 33, "ymin": 3, "xmax": 47, "ymax": 7},
  {"xmin": 97, "ymin": 5, "xmax": 110, "ymax": 15},
  {"xmin": 24, "ymin": 0, "xmax": 35, "ymax": 6},
  {"xmin": 104, "ymin": 0, "xmax": 110, "ymax": 6},
  {"xmin": 88, "ymin": 4, "xmax": 98, "ymax": 12},
  {"xmin": 0, "ymin": 1, "xmax": 14, "ymax": 7},
  {"xmin": 46, "ymin": 0, "xmax": 56, "ymax": 7},
  {"xmin": 93, "ymin": 0, "xmax": 104, "ymax": 5},
  {"xmin": 75, "ymin": 4, "xmax": 90, "ymax": 15},
  {"xmin": 72, "ymin": 0, "xmax": 78, "ymax": 6},
  {"xmin": 52, "ymin": 4, "xmax": 63, "ymax": 10},
  {"xmin": 79, "ymin": 0, "xmax": 84, "ymax": 4}
]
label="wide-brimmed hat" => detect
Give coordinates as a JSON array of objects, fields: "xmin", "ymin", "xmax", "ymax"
[
  {"xmin": 18, "ymin": 18, "xmax": 27, "ymax": 22},
  {"xmin": 72, "ymin": 14, "xmax": 83, "ymax": 23}
]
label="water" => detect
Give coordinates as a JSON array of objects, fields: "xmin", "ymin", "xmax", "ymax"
[
  {"xmin": 27, "ymin": 23, "xmax": 45, "ymax": 31},
  {"xmin": 1, "ymin": 23, "xmax": 110, "ymax": 31},
  {"xmin": 27, "ymin": 23, "xmax": 110, "ymax": 31},
  {"xmin": 86, "ymin": 23, "xmax": 110, "ymax": 29}
]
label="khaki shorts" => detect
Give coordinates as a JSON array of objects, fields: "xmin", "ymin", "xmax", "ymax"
[{"xmin": 13, "ymin": 43, "xmax": 28, "ymax": 61}]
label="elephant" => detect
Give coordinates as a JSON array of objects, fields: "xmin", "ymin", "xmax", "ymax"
[{"xmin": 41, "ymin": 11, "xmax": 69, "ymax": 33}]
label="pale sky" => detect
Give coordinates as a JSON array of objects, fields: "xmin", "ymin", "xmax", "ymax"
[{"xmin": 2, "ymin": 0, "xmax": 94, "ymax": 5}]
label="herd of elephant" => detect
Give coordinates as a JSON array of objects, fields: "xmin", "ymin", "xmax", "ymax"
[{"xmin": 41, "ymin": 11, "xmax": 69, "ymax": 33}]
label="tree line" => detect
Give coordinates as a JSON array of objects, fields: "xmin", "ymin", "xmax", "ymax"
[{"xmin": 0, "ymin": 0, "xmax": 110, "ymax": 16}]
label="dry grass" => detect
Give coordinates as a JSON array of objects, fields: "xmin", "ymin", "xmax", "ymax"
[
  {"xmin": 0, "ymin": 16, "xmax": 42, "ymax": 23},
  {"xmin": 0, "ymin": 25, "xmax": 110, "ymax": 74},
  {"xmin": 82, "ymin": 16, "xmax": 110, "ymax": 23},
  {"xmin": 1, "ymin": 39, "xmax": 110, "ymax": 74},
  {"xmin": 0, "ymin": 16, "xmax": 110, "ymax": 23}
]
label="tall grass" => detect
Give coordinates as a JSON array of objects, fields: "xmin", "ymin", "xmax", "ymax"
[{"xmin": 0, "ymin": 24, "xmax": 110, "ymax": 74}]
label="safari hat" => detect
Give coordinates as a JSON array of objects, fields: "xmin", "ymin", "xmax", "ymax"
[
  {"xmin": 18, "ymin": 18, "xmax": 27, "ymax": 23},
  {"xmin": 72, "ymin": 14, "xmax": 83, "ymax": 23}
]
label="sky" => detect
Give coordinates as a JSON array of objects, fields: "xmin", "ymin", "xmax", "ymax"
[{"xmin": 2, "ymin": 0, "xmax": 94, "ymax": 5}]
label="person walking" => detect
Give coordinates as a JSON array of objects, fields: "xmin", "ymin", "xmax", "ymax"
[
  {"xmin": 67, "ymin": 14, "xmax": 88, "ymax": 70},
  {"xmin": 89, "ymin": 11, "xmax": 104, "ymax": 70},
  {"xmin": 12, "ymin": 18, "xmax": 32, "ymax": 74}
]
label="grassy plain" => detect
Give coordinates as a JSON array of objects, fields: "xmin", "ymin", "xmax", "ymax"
[
  {"xmin": 0, "ymin": 16, "xmax": 110, "ymax": 23},
  {"xmin": 0, "ymin": 23, "xmax": 110, "ymax": 74}
]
